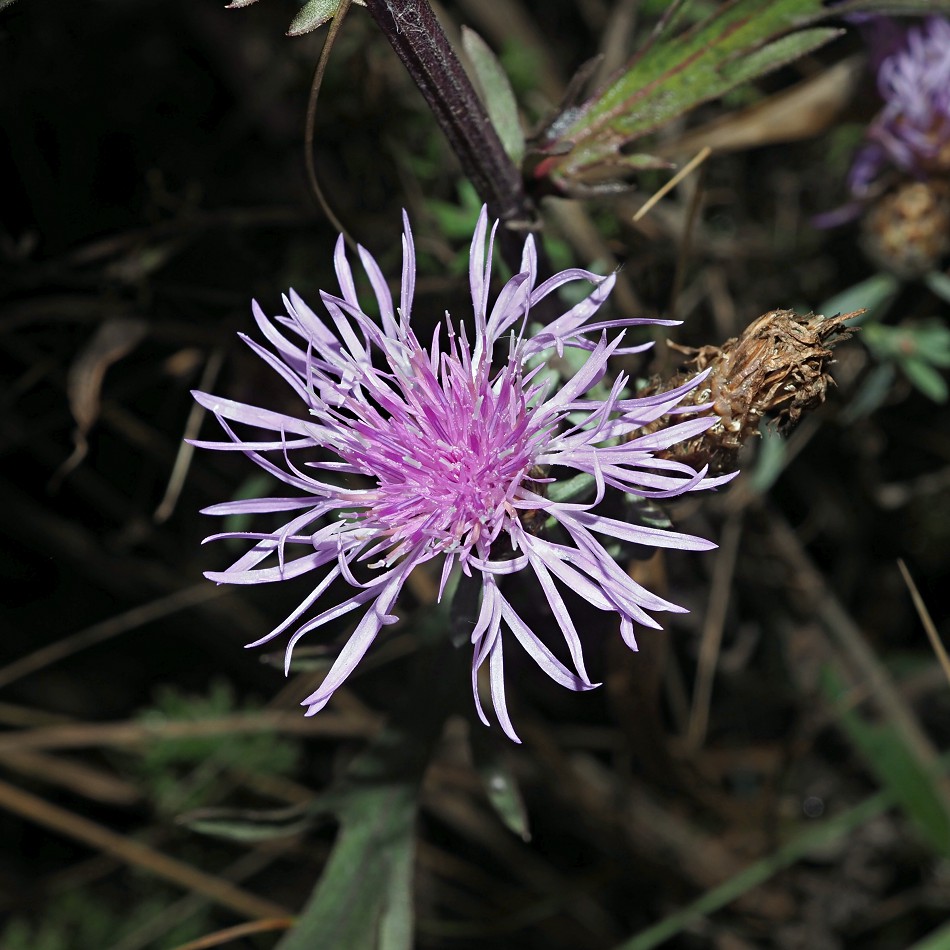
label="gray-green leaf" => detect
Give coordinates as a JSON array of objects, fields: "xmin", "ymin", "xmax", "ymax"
[
  {"xmin": 461, "ymin": 27, "xmax": 526, "ymax": 166},
  {"xmin": 288, "ymin": 0, "xmax": 364, "ymax": 36}
]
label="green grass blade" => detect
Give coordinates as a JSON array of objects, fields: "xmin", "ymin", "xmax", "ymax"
[{"xmin": 613, "ymin": 792, "xmax": 890, "ymax": 950}]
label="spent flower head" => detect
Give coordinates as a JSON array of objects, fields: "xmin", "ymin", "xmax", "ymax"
[{"xmin": 194, "ymin": 208, "xmax": 730, "ymax": 741}]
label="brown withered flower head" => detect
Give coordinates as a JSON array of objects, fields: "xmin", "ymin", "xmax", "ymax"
[{"xmin": 643, "ymin": 309, "xmax": 859, "ymax": 474}]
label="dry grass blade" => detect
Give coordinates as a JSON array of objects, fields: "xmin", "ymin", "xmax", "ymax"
[
  {"xmin": 1, "ymin": 750, "xmax": 140, "ymax": 806},
  {"xmin": 898, "ymin": 559, "xmax": 950, "ymax": 687},
  {"xmin": 664, "ymin": 55, "xmax": 864, "ymax": 156},
  {"xmin": 770, "ymin": 513, "xmax": 950, "ymax": 800},
  {"xmin": 111, "ymin": 848, "xmax": 300, "ymax": 950},
  {"xmin": 169, "ymin": 917, "xmax": 295, "ymax": 950},
  {"xmin": 633, "ymin": 147, "xmax": 712, "ymax": 223},
  {"xmin": 686, "ymin": 510, "xmax": 744, "ymax": 752},
  {"xmin": 155, "ymin": 348, "xmax": 225, "ymax": 523},
  {"xmin": 0, "ymin": 710, "xmax": 381, "ymax": 755},
  {"xmin": 0, "ymin": 777, "xmax": 289, "ymax": 920},
  {"xmin": 0, "ymin": 584, "xmax": 231, "ymax": 691}
]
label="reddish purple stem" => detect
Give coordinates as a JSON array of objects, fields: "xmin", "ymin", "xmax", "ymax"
[{"xmin": 361, "ymin": 0, "xmax": 532, "ymax": 267}]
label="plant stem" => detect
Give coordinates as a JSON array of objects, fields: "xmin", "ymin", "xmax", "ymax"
[{"xmin": 362, "ymin": 0, "xmax": 532, "ymax": 268}]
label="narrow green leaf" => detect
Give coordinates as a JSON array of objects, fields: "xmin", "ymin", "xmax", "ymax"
[
  {"xmin": 748, "ymin": 424, "xmax": 787, "ymax": 494},
  {"xmin": 906, "ymin": 320, "xmax": 950, "ymax": 363},
  {"xmin": 536, "ymin": 0, "xmax": 950, "ymax": 191},
  {"xmin": 480, "ymin": 763, "xmax": 531, "ymax": 840},
  {"xmin": 861, "ymin": 319, "xmax": 950, "ymax": 402},
  {"xmin": 719, "ymin": 28, "xmax": 843, "ymax": 88},
  {"xmin": 470, "ymin": 732, "xmax": 531, "ymax": 840},
  {"xmin": 908, "ymin": 918, "xmax": 950, "ymax": 950},
  {"xmin": 819, "ymin": 272, "xmax": 901, "ymax": 326},
  {"xmin": 900, "ymin": 357, "xmax": 948, "ymax": 403},
  {"xmin": 288, "ymin": 0, "xmax": 340, "ymax": 34},
  {"xmin": 288, "ymin": 0, "xmax": 364, "ymax": 36},
  {"xmin": 613, "ymin": 791, "xmax": 891, "ymax": 950},
  {"xmin": 180, "ymin": 803, "xmax": 314, "ymax": 842},
  {"xmin": 277, "ymin": 612, "xmax": 465, "ymax": 950},
  {"xmin": 924, "ymin": 269, "xmax": 950, "ymax": 305},
  {"xmin": 547, "ymin": 473, "xmax": 595, "ymax": 504},
  {"xmin": 840, "ymin": 361, "xmax": 896, "ymax": 422},
  {"xmin": 822, "ymin": 666, "xmax": 950, "ymax": 857},
  {"xmin": 462, "ymin": 27, "xmax": 525, "ymax": 166},
  {"xmin": 278, "ymin": 783, "xmax": 417, "ymax": 950},
  {"xmin": 539, "ymin": 0, "xmax": 846, "ymax": 188}
]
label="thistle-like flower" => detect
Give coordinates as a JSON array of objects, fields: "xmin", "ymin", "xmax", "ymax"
[
  {"xmin": 817, "ymin": 18, "xmax": 950, "ymax": 273},
  {"xmin": 849, "ymin": 16, "xmax": 950, "ymax": 197},
  {"xmin": 194, "ymin": 208, "xmax": 729, "ymax": 741}
]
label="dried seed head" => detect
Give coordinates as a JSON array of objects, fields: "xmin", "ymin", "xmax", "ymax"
[
  {"xmin": 644, "ymin": 309, "xmax": 860, "ymax": 474},
  {"xmin": 861, "ymin": 179, "xmax": 950, "ymax": 277}
]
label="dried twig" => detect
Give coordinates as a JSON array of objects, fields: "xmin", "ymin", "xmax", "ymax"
[
  {"xmin": 0, "ymin": 777, "xmax": 289, "ymax": 920},
  {"xmin": 898, "ymin": 559, "xmax": 950, "ymax": 688}
]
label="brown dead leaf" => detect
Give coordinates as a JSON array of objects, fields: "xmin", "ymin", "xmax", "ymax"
[
  {"xmin": 51, "ymin": 317, "xmax": 148, "ymax": 489},
  {"xmin": 662, "ymin": 56, "xmax": 865, "ymax": 157}
]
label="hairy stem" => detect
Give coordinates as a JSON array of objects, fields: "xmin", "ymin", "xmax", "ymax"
[{"xmin": 362, "ymin": 0, "xmax": 532, "ymax": 267}]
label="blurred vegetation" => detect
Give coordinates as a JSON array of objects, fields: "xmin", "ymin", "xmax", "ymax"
[{"xmin": 2, "ymin": 1, "xmax": 950, "ymax": 949}]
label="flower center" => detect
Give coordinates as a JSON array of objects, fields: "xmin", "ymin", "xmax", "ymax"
[{"xmin": 343, "ymin": 347, "xmax": 536, "ymax": 557}]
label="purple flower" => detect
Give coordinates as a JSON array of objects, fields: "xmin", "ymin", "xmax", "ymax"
[
  {"xmin": 194, "ymin": 208, "xmax": 729, "ymax": 741},
  {"xmin": 849, "ymin": 17, "xmax": 950, "ymax": 197}
]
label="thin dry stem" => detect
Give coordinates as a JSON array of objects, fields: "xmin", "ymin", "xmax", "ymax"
[
  {"xmin": 898, "ymin": 559, "xmax": 950, "ymax": 687},
  {"xmin": 0, "ymin": 777, "xmax": 289, "ymax": 920}
]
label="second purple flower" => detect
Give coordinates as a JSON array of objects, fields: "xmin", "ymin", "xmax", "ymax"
[{"xmin": 849, "ymin": 16, "xmax": 950, "ymax": 198}]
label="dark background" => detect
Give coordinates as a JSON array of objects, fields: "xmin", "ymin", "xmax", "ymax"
[{"xmin": 2, "ymin": 2, "xmax": 949, "ymax": 948}]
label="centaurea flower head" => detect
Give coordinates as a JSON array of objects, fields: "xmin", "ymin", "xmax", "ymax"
[
  {"xmin": 194, "ymin": 208, "xmax": 730, "ymax": 741},
  {"xmin": 849, "ymin": 16, "xmax": 950, "ymax": 197}
]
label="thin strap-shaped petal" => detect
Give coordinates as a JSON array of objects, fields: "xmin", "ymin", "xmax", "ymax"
[
  {"xmin": 205, "ymin": 505, "xmax": 340, "ymax": 575},
  {"xmin": 499, "ymin": 597, "xmax": 599, "ymax": 692},
  {"xmin": 488, "ymin": 634, "xmax": 520, "ymax": 743},
  {"xmin": 620, "ymin": 617, "xmax": 639, "ymax": 651},
  {"xmin": 400, "ymin": 209, "xmax": 416, "ymax": 327},
  {"xmin": 201, "ymin": 497, "xmax": 328, "ymax": 516},
  {"xmin": 333, "ymin": 233, "xmax": 360, "ymax": 310},
  {"xmin": 205, "ymin": 547, "xmax": 338, "ymax": 586},
  {"xmin": 469, "ymin": 205, "xmax": 490, "ymax": 328},
  {"xmin": 297, "ymin": 556, "xmax": 413, "ymax": 708},
  {"xmin": 470, "ymin": 579, "xmax": 502, "ymax": 728},
  {"xmin": 533, "ymin": 332, "xmax": 622, "ymax": 416},
  {"xmin": 192, "ymin": 391, "xmax": 315, "ymax": 437},
  {"xmin": 190, "ymin": 436, "xmax": 316, "ymax": 453},
  {"xmin": 519, "ymin": 233, "xmax": 537, "ymax": 290},
  {"xmin": 244, "ymin": 565, "xmax": 342, "ymax": 649},
  {"xmin": 357, "ymin": 243, "xmax": 397, "ymax": 338},
  {"xmin": 560, "ymin": 508, "xmax": 717, "ymax": 551},
  {"xmin": 285, "ymin": 289, "xmax": 343, "ymax": 356}
]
